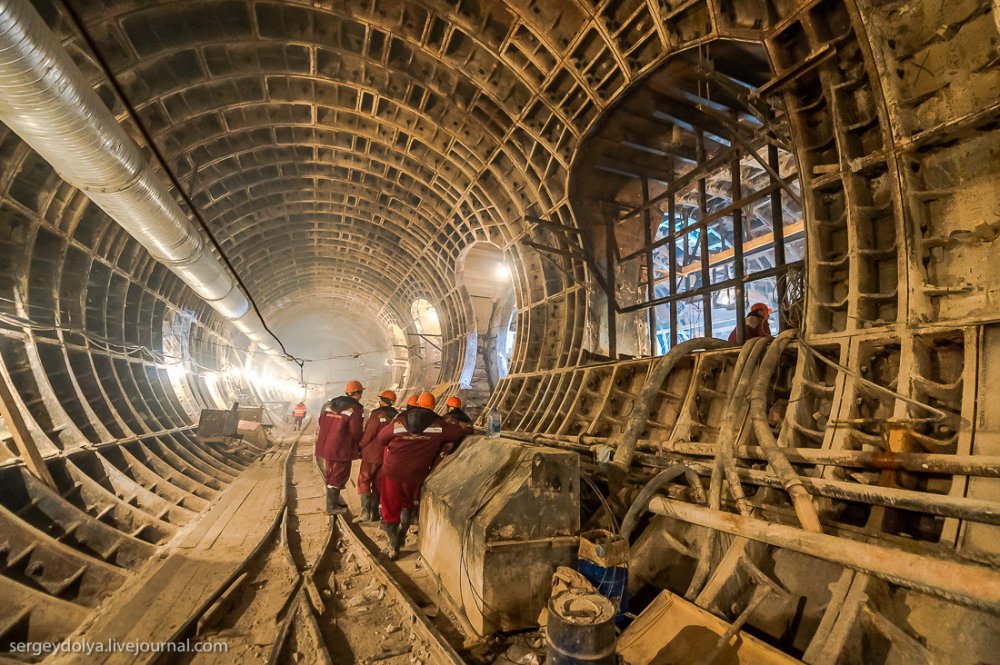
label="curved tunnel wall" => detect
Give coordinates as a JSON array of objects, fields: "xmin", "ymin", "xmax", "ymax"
[
  {"xmin": 0, "ymin": 0, "xmax": 997, "ymax": 660},
  {"xmin": 1, "ymin": 0, "xmax": 996, "ymax": 470}
]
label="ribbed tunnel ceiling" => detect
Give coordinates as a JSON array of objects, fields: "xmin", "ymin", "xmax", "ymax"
[
  {"xmin": 3, "ymin": 0, "xmax": 1000, "ymax": 661},
  {"xmin": 58, "ymin": 0, "xmax": 577, "ymax": 326}
]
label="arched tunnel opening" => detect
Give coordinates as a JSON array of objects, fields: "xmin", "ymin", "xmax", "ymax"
[{"xmin": 0, "ymin": 0, "xmax": 998, "ymax": 663}]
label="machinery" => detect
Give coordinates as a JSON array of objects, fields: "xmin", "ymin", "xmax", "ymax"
[{"xmin": 420, "ymin": 437, "xmax": 581, "ymax": 635}]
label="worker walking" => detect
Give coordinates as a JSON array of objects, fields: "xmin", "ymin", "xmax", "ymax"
[
  {"xmin": 292, "ymin": 401, "xmax": 307, "ymax": 430},
  {"xmin": 373, "ymin": 392, "xmax": 465, "ymax": 559},
  {"xmin": 354, "ymin": 389, "xmax": 399, "ymax": 523},
  {"xmin": 728, "ymin": 302, "xmax": 773, "ymax": 344},
  {"xmin": 315, "ymin": 380, "xmax": 365, "ymax": 512}
]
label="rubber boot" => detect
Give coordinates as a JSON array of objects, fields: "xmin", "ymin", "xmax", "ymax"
[
  {"xmin": 352, "ymin": 493, "xmax": 371, "ymax": 523},
  {"xmin": 371, "ymin": 491, "xmax": 381, "ymax": 522},
  {"xmin": 398, "ymin": 508, "xmax": 413, "ymax": 548},
  {"xmin": 381, "ymin": 521, "xmax": 401, "ymax": 560},
  {"xmin": 326, "ymin": 487, "xmax": 346, "ymax": 513}
]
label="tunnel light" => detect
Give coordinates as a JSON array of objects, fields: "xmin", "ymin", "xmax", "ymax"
[
  {"xmin": 204, "ymin": 372, "xmax": 219, "ymax": 386},
  {"xmin": 227, "ymin": 366, "xmax": 242, "ymax": 379},
  {"xmin": 165, "ymin": 363, "xmax": 188, "ymax": 380},
  {"xmin": 496, "ymin": 263, "xmax": 511, "ymax": 280}
]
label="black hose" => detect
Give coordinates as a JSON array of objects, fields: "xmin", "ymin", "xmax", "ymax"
[{"xmin": 619, "ymin": 464, "xmax": 704, "ymax": 542}]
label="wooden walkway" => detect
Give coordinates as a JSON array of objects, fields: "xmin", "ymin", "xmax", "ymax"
[{"xmin": 51, "ymin": 443, "xmax": 291, "ymax": 664}]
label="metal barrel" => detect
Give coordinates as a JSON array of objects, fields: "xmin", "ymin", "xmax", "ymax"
[{"xmin": 545, "ymin": 588, "xmax": 617, "ymax": 664}]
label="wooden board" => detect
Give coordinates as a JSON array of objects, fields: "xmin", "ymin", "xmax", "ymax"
[{"xmin": 52, "ymin": 446, "xmax": 290, "ymax": 664}]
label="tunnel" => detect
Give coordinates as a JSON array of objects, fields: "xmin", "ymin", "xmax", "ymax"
[{"xmin": 0, "ymin": 0, "xmax": 998, "ymax": 662}]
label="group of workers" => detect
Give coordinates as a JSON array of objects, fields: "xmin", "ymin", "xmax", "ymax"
[{"xmin": 312, "ymin": 381, "xmax": 473, "ymax": 559}]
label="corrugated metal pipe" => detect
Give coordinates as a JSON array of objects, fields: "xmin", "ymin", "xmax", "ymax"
[{"xmin": 0, "ymin": 0, "xmax": 275, "ymax": 352}]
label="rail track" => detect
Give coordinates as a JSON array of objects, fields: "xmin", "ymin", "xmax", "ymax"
[{"xmin": 174, "ymin": 429, "xmax": 466, "ymax": 665}]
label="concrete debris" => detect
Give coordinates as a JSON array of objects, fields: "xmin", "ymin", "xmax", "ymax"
[
  {"xmin": 345, "ymin": 593, "xmax": 369, "ymax": 608},
  {"xmin": 501, "ymin": 643, "xmax": 541, "ymax": 665}
]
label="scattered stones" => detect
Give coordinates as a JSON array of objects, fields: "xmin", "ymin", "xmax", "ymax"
[{"xmin": 345, "ymin": 593, "xmax": 370, "ymax": 608}]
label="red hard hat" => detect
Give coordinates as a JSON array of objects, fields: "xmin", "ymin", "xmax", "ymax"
[
  {"xmin": 750, "ymin": 302, "xmax": 773, "ymax": 315},
  {"xmin": 406, "ymin": 395, "xmax": 419, "ymax": 407},
  {"xmin": 445, "ymin": 396, "xmax": 462, "ymax": 408},
  {"xmin": 417, "ymin": 392, "xmax": 436, "ymax": 409},
  {"xmin": 345, "ymin": 380, "xmax": 364, "ymax": 394},
  {"xmin": 379, "ymin": 390, "xmax": 397, "ymax": 403}
]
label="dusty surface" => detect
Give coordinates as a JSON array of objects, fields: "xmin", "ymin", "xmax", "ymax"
[{"xmin": 180, "ymin": 429, "xmax": 467, "ymax": 664}]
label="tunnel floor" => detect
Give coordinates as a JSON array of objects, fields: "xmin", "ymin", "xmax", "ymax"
[{"xmin": 7, "ymin": 423, "xmax": 521, "ymax": 665}]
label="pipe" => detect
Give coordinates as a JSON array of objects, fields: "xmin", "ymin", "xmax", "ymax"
[
  {"xmin": 649, "ymin": 497, "xmax": 1000, "ymax": 611},
  {"xmin": 687, "ymin": 337, "xmax": 768, "ymax": 599},
  {"xmin": 719, "ymin": 337, "xmax": 769, "ymax": 518},
  {"xmin": 503, "ymin": 433, "xmax": 1000, "ymax": 526},
  {"xmin": 0, "ymin": 0, "xmax": 274, "ymax": 352},
  {"xmin": 729, "ymin": 466, "xmax": 1000, "ymax": 526},
  {"xmin": 619, "ymin": 464, "xmax": 704, "ymax": 542},
  {"xmin": 531, "ymin": 433, "xmax": 1000, "ymax": 479},
  {"xmin": 611, "ymin": 337, "xmax": 730, "ymax": 474},
  {"xmin": 749, "ymin": 330, "xmax": 822, "ymax": 532},
  {"xmin": 653, "ymin": 443, "xmax": 1000, "ymax": 479}
]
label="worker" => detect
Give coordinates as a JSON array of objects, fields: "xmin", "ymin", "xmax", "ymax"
[
  {"xmin": 728, "ymin": 302, "xmax": 773, "ymax": 344},
  {"xmin": 315, "ymin": 380, "xmax": 365, "ymax": 512},
  {"xmin": 354, "ymin": 389, "xmax": 398, "ymax": 523},
  {"xmin": 313, "ymin": 398, "xmax": 334, "ymax": 473},
  {"xmin": 402, "ymin": 394, "xmax": 418, "ymax": 411},
  {"xmin": 442, "ymin": 396, "xmax": 474, "ymax": 449},
  {"xmin": 292, "ymin": 401, "xmax": 307, "ymax": 430},
  {"xmin": 373, "ymin": 392, "xmax": 465, "ymax": 559},
  {"xmin": 443, "ymin": 396, "xmax": 472, "ymax": 424}
]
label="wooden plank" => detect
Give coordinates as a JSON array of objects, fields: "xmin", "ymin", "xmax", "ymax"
[
  {"xmin": 59, "ymin": 444, "xmax": 291, "ymax": 664},
  {"xmin": 0, "ymin": 359, "xmax": 55, "ymax": 488}
]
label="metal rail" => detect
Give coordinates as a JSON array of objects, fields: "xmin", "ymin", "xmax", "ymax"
[{"xmin": 178, "ymin": 431, "xmax": 464, "ymax": 664}]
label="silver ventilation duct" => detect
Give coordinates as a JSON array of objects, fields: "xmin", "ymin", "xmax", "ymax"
[{"xmin": 0, "ymin": 0, "xmax": 276, "ymax": 353}]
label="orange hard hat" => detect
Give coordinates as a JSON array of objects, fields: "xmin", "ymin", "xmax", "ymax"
[
  {"xmin": 749, "ymin": 302, "xmax": 773, "ymax": 316},
  {"xmin": 406, "ymin": 395, "xmax": 419, "ymax": 407},
  {"xmin": 379, "ymin": 390, "xmax": 397, "ymax": 403},
  {"xmin": 417, "ymin": 392, "xmax": 436, "ymax": 409},
  {"xmin": 345, "ymin": 380, "xmax": 364, "ymax": 394},
  {"xmin": 445, "ymin": 396, "xmax": 462, "ymax": 409}
]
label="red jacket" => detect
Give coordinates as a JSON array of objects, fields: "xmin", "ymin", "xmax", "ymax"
[
  {"xmin": 728, "ymin": 314, "xmax": 772, "ymax": 344},
  {"xmin": 359, "ymin": 405, "xmax": 399, "ymax": 464},
  {"xmin": 376, "ymin": 408, "xmax": 465, "ymax": 483},
  {"xmin": 315, "ymin": 396, "xmax": 364, "ymax": 462},
  {"xmin": 443, "ymin": 412, "xmax": 474, "ymax": 449},
  {"xmin": 314, "ymin": 410, "xmax": 333, "ymax": 457}
]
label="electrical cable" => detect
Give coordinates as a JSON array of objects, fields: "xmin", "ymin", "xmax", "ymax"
[
  {"xmin": 796, "ymin": 337, "xmax": 952, "ymax": 423},
  {"xmin": 55, "ymin": 0, "xmax": 299, "ymax": 364}
]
